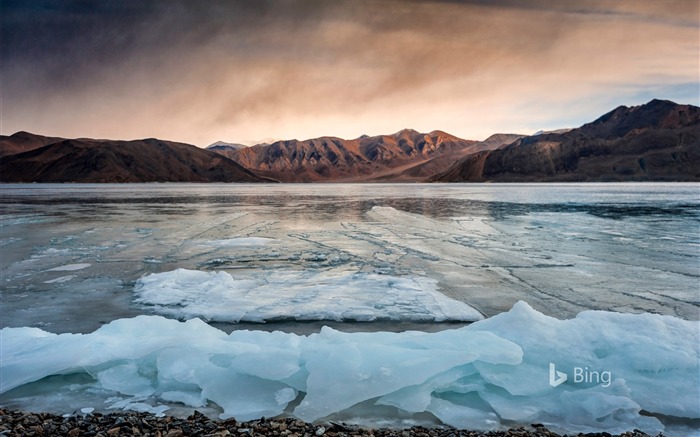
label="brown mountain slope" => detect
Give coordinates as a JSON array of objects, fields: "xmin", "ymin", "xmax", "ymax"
[
  {"xmin": 0, "ymin": 131, "xmax": 66, "ymax": 158},
  {"xmin": 365, "ymin": 133, "xmax": 525, "ymax": 182},
  {"xmin": 0, "ymin": 135, "xmax": 272, "ymax": 183},
  {"xmin": 211, "ymin": 129, "xmax": 502, "ymax": 182},
  {"xmin": 479, "ymin": 133, "xmax": 528, "ymax": 150},
  {"xmin": 433, "ymin": 100, "xmax": 700, "ymax": 182}
]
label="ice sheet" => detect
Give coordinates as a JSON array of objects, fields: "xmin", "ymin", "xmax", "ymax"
[
  {"xmin": 2, "ymin": 184, "xmax": 698, "ymax": 333},
  {"xmin": 2, "ymin": 302, "xmax": 698, "ymax": 435},
  {"xmin": 134, "ymin": 268, "xmax": 484, "ymax": 322}
]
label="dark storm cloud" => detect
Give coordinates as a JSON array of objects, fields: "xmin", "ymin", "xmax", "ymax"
[
  {"xmin": 1, "ymin": 2, "xmax": 314, "ymax": 78},
  {"xmin": 2, "ymin": 1, "xmax": 150, "ymax": 83},
  {"xmin": 1, "ymin": 0, "xmax": 697, "ymax": 145}
]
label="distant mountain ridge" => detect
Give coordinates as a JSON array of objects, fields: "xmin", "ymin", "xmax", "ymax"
[
  {"xmin": 209, "ymin": 129, "xmax": 519, "ymax": 182},
  {"xmin": 206, "ymin": 141, "xmax": 248, "ymax": 152},
  {"xmin": 0, "ymin": 131, "xmax": 67, "ymax": 158},
  {"xmin": 0, "ymin": 134, "xmax": 271, "ymax": 183},
  {"xmin": 2, "ymin": 99, "xmax": 696, "ymax": 183},
  {"xmin": 433, "ymin": 99, "xmax": 700, "ymax": 182}
]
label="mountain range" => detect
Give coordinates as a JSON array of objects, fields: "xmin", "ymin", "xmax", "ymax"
[
  {"xmin": 0, "ymin": 135, "xmax": 269, "ymax": 183},
  {"xmin": 1, "ymin": 99, "xmax": 697, "ymax": 183},
  {"xmin": 433, "ymin": 99, "xmax": 699, "ymax": 182},
  {"xmin": 208, "ymin": 130, "xmax": 522, "ymax": 182}
]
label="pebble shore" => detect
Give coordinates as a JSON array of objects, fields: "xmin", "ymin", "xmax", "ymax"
[{"xmin": 0, "ymin": 409, "xmax": 661, "ymax": 437}]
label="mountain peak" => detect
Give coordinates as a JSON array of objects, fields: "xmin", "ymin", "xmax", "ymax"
[
  {"xmin": 427, "ymin": 130, "xmax": 453, "ymax": 138},
  {"xmin": 211, "ymin": 128, "xmax": 483, "ymax": 182},
  {"xmin": 207, "ymin": 141, "xmax": 247, "ymax": 151},
  {"xmin": 434, "ymin": 99, "xmax": 700, "ymax": 183},
  {"xmin": 0, "ymin": 131, "xmax": 67, "ymax": 158},
  {"xmin": 394, "ymin": 128, "xmax": 421, "ymax": 137},
  {"xmin": 1, "ymin": 134, "xmax": 271, "ymax": 183},
  {"xmin": 583, "ymin": 99, "xmax": 697, "ymax": 138},
  {"xmin": 645, "ymin": 98, "xmax": 675, "ymax": 106},
  {"xmin": 480, "ymin": 133, "xmax": 527, "ymax": 148},
  {"xmin": 10, "ymin": 130, "xmax": 34, "ymax": 138}
]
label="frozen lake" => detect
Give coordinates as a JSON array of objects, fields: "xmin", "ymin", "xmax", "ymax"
[
  {"xmin": 2, "ymin": 183, "xmax": 699, "ymax": 435},
  {"xmin": 1, "ymin": 183, "xmax": 698, "ymax": 333}
]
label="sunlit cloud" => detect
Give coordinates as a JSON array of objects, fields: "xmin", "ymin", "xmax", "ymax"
[{"xmin": 2, "ymin": 0, "xmax": 697, "ymax": 146}]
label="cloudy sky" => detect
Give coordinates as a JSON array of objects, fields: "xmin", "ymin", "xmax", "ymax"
[{"xmin": 1, "ymin": 0, "xmax": 698, "ymax": 147}]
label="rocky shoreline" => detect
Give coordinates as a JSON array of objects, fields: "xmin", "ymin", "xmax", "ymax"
[{"xmin": 0, "ymin": 409, "xmax": 660, "ymax": 437}]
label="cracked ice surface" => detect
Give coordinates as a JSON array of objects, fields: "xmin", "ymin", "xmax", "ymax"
[
  {"xmin": 1, "ymin": 183, "xmax": 698, "ymax": 334},
  {"xmin": 1, "ymin": 302, "xmax": 698, "ymax": 435},
  {"xmin": 134, "ymin": 268, "xmax": 483, "ymax": 322}
]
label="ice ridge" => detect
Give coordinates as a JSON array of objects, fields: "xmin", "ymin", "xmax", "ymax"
[{"xmin": 1, "ymin": 302, "xmax": 698, "ymax": 435}]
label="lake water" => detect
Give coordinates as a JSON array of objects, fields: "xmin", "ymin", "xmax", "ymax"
[
  {"xmin": 1, "ymin": 182, "xmax": 698, "ymax": 333},
  {"xmin": 1, "ymin": 183, "xmax": 699, "ymax": 435}
]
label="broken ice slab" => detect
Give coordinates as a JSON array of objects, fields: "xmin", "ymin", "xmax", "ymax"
[
  {"xmin": 1, "ymin": 302, "xmax": 697, "ymax": 434},
  {"xmin": 133, "ymin": 268, "xmax": 484, "ymax": 323}
]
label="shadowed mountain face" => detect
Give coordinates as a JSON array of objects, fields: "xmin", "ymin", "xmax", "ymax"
[
  {"xmin": 0, "ymin": 135, "xmax": 271, "ymax": 183},
  {"xmin": 210, "ymin": 129, "xmax": 517, "ymax": 182},
  {"xmin": 433, "ymin": 100, "xmax": 700, "ymax": 182},
  {"xmin": 0, "ymin": 131, "xmax": 67, "ymax": 158}
]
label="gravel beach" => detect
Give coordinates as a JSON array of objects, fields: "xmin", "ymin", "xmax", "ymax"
[{"xmin": 0, "ymin": 409, "xmax": 660, "ymax": 437}]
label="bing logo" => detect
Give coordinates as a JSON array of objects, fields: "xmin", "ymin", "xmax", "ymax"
[{"xmin": 549, "ymin": 362, "xmax": 612, "ymax": 388}]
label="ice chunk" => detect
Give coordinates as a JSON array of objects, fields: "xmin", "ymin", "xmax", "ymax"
[
  {"xmin": 294, "ymin": 328, "xmax": 520, "ymax": 421},
  {"xmin": 106, "ymin": 397, "xmax": 170, "ymax": 416},
  {"xmin": 43, "ymin": 275, "xmax": 76, "ymax": 284},
  {"xmin": 134, "ymin": 268, "xmax": 483, "ymax": 322},
  {"xmin": 426, "ymin": 398, "xmax": 499, "ymax": 430},
  {"xmin": 201, "ymin": 371, "xmax": 294, "ymax": 421},
  {"xmin": 376, "ymin": 365, "xmax": 481, "ymax": 412},
  {"xmin": 46, "ymin": 263, "xmax": 91, "ymax": 271},
  {"xmin": 200, "ymin": 238, "xmax": 275, "ymax": 247},
  {"xmin": 161, "ymin": 390, "xmax": 205, "ymax": 408},
  {"xmin": 275, "ymin": 387, "xmax": 297, "ymax": 405},
  {"xmin": 468, "ymin": 301, "xmax": 700, "ymax": 419},
  {"xmin": 126, "ymin": 403, "xmax": 169, "ymax": 416},
  {"xmin": 95, "ymin": 363, "xmax": 154, "ymax": 397},
  {"xmin": 1, "ymin": 302, "xmax": 697, "ymax": 435}
]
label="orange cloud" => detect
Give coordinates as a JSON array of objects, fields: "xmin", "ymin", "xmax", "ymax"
[{"xmin": 2, "ymin": 0, "xmax": 697, "ymax": 146}]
